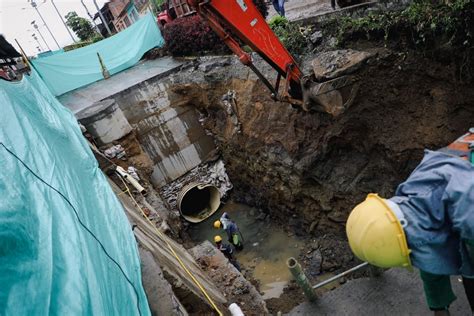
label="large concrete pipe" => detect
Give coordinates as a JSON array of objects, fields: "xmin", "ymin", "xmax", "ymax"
[
  {"xmin": 177, "ymin": 183, "xmax": 220, "ymax": 223},
  {"xmin": 76, "ymin": 99, "xmax": 132, "ymax": 146}
]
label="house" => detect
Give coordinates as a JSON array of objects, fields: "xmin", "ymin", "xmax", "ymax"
[
  {"xmin": 93, "ymin": 0, "xmax": 154, "ymax": 35},
  {"xmin": 114, "ymin": 0, "xmax": 154, "ymax": 32}
]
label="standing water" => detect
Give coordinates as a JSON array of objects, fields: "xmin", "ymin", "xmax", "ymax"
[{"xmin": 188, "ymin": 202, "xmax": 302, "ymax": 299}]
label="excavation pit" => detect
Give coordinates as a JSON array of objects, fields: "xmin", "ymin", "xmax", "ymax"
[{"xmin": 188, "ymin": 202, "xmax": 303, "ymax": 300}]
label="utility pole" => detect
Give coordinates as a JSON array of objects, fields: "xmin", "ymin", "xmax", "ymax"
[
  {"xmin": 92, "ymin": 0, "xmax": 112, "ymax": 36},
  {"xmin": 50, "ymin": 0, "xmax": 77, "ymax": 43},
  {"xmin": 80, "ymin": 0, "xmax": 100, "ymax": 32},
  {"xmin": 31, "ymin": 20, "xmax": 51, "ymax": 51},
  {"xmin": 29, "ymin": 0, "xmax": 61, "ymax": 50},
  {"xmin": 32, "ymin": 33, "xmax": 44, "ymax": 51}
]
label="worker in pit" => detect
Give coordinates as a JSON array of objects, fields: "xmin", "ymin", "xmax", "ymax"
[
  {"xmin": 214, "ymin": 212, "xmax": 243, "ymax": 250},
  {"xmin": 346, "ymin": 149, "xmax": 474, "ymax": 315},
  {"xmin": 214, "ymin": 235, "xmax": 241, "ymax": 271}
]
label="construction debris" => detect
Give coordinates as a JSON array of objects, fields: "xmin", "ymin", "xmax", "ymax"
[
  {"xmin": 161, "ymin": 160, "xmax": 233, "ymax": 213},
  {"xmin": 104, "ymin": 144, "xmax": 126, "ymax": 159}
]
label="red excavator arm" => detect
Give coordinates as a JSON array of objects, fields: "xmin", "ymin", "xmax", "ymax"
[
  {"xmin": 187, "ymin": 0, "xmax": 360, "ymax": 114},
  {"xmin": 187, "ymin": 0, "xmax": 303, "ymax": 100}
]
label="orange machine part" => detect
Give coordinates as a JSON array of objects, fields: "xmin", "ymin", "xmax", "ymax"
[
  {"xmin": 443, "ymin": 131, "xmax": 474, "ymax": 161},
  {"xmin": 188, "ymin": 0, "xmax": 303, "ymax": 95}
]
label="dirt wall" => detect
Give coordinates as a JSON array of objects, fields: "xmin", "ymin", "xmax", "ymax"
[{"xmin": 170, "ymin": 49, "xmax": 474, "ymax": 241}]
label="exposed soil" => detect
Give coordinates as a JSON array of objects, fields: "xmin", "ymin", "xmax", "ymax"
[
  {"xmin": 98, "ymin": 19, "xmax": 474, "ymax": 313},
  {"xmin": 162, "ymin": 42, "xmax": 474, "ymax": 309}
]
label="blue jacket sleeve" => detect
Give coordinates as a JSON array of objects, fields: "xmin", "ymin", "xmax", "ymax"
[{"xmin": 442, "ymin": 163, "xmax": 474, "ymax": 240}]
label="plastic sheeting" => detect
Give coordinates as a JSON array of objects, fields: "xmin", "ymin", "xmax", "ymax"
[
  {"xmin": 0, "ymin": 71, "xmax": 150, "ymax": 315},
  {"xmin": 32, "ymin": 12, "xmax": 164, "ymax": 96}
]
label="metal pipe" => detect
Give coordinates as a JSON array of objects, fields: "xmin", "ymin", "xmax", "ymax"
[
  {"xmin": 116, "ymin": 166, "xmax": 146, "ymax": 195},
  {"xmin": 30, "ymin": 0, "xmax": 61, "ymax": 49},
  {"xmin": 14, "ymin": 39, "xmax": 31, "ymax": 71},
  {"xmin": 92, "ymin": 0, "xmax": 112, "ymax": 36},
  {"xmin": 97, "ymin": 52, "xmax": 110, "ymax": 79},
  {"xmin": 287, "ymin": 257, "xmax": 317, "ymax": 302},
  {"xmin": 312, "ymin": 262, "xmax": 369, "ymax": 290},
  {"xmin": 80, "ymin": 0, "xmax": 100, "ymax": 31},
  {"xmin": 50, "ymin": 0, "xmax": 77, "ymax": 43},
  {"xmin": 32, "ymin": 34, "xmax": 44, "ymax": 51}
]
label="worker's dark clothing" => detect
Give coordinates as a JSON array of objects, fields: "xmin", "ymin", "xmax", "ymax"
[
  {"xmin": 389, "ymin": 150, "xmax": 474, "ymax": 310},
  {"xmin": 216, "ymin": 242, "xmax": 241, "ymax": 271},
  {"xmin": 331, "ymin": 0, "xmax": 336, "ymax": 10},
  {"xmin": 420, "ymin": 270, "xmax": 474, "ymax": 311},
  {"xmin": 220, "ymin": 213, "xmax": 243, "ymax": 250},
  {"xmin": 272, "ymin": 0, "xmax": 285, "ymax": 17}
]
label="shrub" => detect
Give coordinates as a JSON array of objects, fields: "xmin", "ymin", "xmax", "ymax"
[
  {"xmin": 162, "ymin": 0, "xmax": 269, "ymax": 56},
  {"xmin": 269, "ymin": 16, "xmax": 308, "ymax": 55},
  {"xmin": 329, "ymin": 0, "xmax": 474, "ymax": 48},
  {"xmin": 90, "ymin": 33, "xmax": 104, "ymax": 43},
  {"xmin": 163, "ymin": 15, "xmax": 229, "ymax": 56}
]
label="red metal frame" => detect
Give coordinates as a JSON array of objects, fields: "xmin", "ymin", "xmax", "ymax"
[{"xmin": 188, "ymin": 0, "xmax": 303, "ymax": 99}]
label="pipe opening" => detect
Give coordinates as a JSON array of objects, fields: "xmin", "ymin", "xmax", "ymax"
[
  {"xmin": 178, "ymin": 184, "xmax": 221, "ymax": 223},
  {"xmin": 287, "ymin": 257, "xmax": 297, "ymax": 268}
]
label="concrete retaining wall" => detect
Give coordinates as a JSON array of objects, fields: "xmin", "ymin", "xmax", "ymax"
[{"xmin": 108, "ymin": 76, "xmax": 216, "ymax": 188}]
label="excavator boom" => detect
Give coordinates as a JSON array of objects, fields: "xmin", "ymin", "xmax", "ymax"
[
  {"xmin": 188, "ymin": 0, "xmax": 303, "ymax": 99},
  {"xmin": 187, "ymin": 0, "xmax": 359, "ymax": 114}
]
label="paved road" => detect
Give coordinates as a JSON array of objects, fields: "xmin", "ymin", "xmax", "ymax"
[
  {"xmin": 287, "ymin": 268, "xmax": 471, "ymax": 315},
  {"xmin": 267, "ymin": 0, "xmax": 335, "ymax": 21},
  {"xmin": 58, "ymin": 57, "xmax": 183, "ymax": 113}
]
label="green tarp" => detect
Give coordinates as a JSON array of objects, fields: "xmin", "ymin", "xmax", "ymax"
[
  {"xmin": 32, "ymin": 12, "xmax": 164, "ymax": 96},
  {"xmin": 0, "ymin": 71, "xmax": 150, "ymax": 315}
]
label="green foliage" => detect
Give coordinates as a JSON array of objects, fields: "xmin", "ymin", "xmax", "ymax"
[
  {"xmin": 65, "ymin": 11, "xmax": 96, "ymax": 41},
  {"xmin": 63, "ymin": 40, "xmax": 93, "ymax": 52},
  {"xmin": 90, "ymin": 34, "xmax": 104, "ymax": 43},
  {"xmin": 62, "ymin": 35, "xmax": 103, "ymax": 52},
  {"xmin": 329, "ymin": 0, "xmax": 474, "ymax": 48},
  {"xmin": 269, "ymin": 16, "xmax": 308, "ymax": 55},
  {"xmin": 152, "ymin": 0, "xmax": 166, "ymax": 11},
  {"xmin": 163, "ymin": 15, "xmax": 229, "ymax": 56}
]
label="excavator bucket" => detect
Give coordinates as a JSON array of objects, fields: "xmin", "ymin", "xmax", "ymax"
[{"xmin": 301, "ymin": 75, "xmax": 360, "ymax": 116}]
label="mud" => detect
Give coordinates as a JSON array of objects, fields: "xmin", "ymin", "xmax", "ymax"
[{"xmin": 188, "ymin": 202, "xmax": 303, "ymax": 300}]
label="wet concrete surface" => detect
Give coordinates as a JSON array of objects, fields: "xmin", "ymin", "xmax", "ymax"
[
  {"xmin": 58, "ymin": 57, "xmax": 183, "ymax": 113},
  {"xmin": 287, "ymin": 268, "xmax": 471, "ymax": 315},
  {"xmin": 188, "ymin": 202, "xmax": 303, "ymax": 300}
]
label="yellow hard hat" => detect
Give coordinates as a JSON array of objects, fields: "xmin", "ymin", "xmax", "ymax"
[
  {"xmin": 213, "ymin": 220, "xmax": 221, "ymax": 229},
  {"xmin": 346, "ymin": 193, "xmax": 412, "ymax": 269},
  {"xmin": 214, "ymin": 235, "xmax": 222, "ymax": 243}
]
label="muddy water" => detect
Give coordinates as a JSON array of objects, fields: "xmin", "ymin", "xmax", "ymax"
[{"xmin": 188, "ymin": 202, "xmax": 303, "ymax": 299}]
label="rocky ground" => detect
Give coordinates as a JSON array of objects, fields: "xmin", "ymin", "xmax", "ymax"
[
  {"xmin": 189, "ymin": 241, "xmax": 269, "ymax": 315},
  {"xmin": 99, "ymin": 1, "xmax": 474, "ymax": 313},
  {"xmin": 161, "ymin": 41, "xmax": 474, "ymax": 312}
]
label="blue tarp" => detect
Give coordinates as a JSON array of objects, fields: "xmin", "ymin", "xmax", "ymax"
[
  {"xmin": 0, "ymin": 71, "xmax": 151, "ymax": 315},
  {"xmin": 32, "ymin": 12, "xmax": 164, "ymax": 96},
  {"xmin": 37, "ymin": 49, "xmax": 64, "ymax": 59}
]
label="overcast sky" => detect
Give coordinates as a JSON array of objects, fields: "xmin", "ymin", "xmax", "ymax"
[{"xmin": 0, "ymin": 0, "xmax": 109, "ymax": 56}]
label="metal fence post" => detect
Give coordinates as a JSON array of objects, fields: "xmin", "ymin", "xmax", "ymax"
[{"xmin": 287, "ymin": 257, "xmax": 317, "ymax": 302}]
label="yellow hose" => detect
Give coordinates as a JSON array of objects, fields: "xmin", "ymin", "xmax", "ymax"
[{"xmin": 117, "ymin": 176, "xmax": 223, "ymax": 316}]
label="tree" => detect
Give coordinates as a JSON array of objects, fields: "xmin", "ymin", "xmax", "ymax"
[{"xmin": 65, "ymin": 11, "xmax": 96, "ymax": 41}]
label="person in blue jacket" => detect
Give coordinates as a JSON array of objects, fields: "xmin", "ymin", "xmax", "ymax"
[
  {"xmin": 346, "ymin": 150, "xmax": 474, "ymax": 315},
  {"xmin": 214, "ymin": 212, "xmax": 243, "ymax": 250}
]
